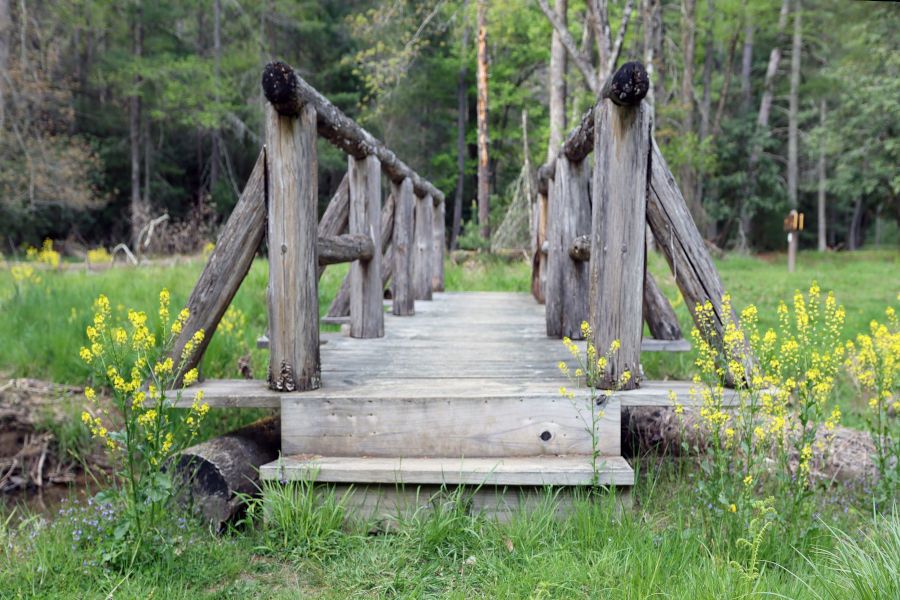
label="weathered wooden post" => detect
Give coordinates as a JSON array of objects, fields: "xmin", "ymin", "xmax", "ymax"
[
  {"xmin": 392, "ymin": 178, "xmax": 415, "ymax": 315},
  {"xmin": 348, "ymin": 154, "xmax": 384, "ymax": 338},
  {"xmin": 545, "ymin": 156, "xmax": 591, "ymax": 339},
  {"xmin": 589, "ymin": 62, "xmax": 651, "ymax": 390},
  {"xmin": 262, "ymin": 63, "xmax": 320, "ymax": 391},
  {"xmin": 432, "ymin": 200, "xmax": 445, "ymax": 292},
  {"xmin": 414, "ymin": 193, "xmax": 434, "ymax": 301}
]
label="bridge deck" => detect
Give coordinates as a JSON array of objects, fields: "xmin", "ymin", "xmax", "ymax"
[{"xmin": 185, "ymin": 292, "xmax": 702, "ymax": 491}]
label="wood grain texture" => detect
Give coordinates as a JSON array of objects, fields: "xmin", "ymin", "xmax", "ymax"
[
  {"xmin": 432, "ymin": 200, "xmax": 445, "ymax": 292},
  {"xmin": 392, "ymin": 178, "xmax": 415, "ymax": 316},
  {"xmin": 169, "ymin": 150, "xmax": 266, "ymax": 384},
  {"xmin": 281, "ymin": 394, "xmax": 620, "ymax": 458},
  {"xmin": 590, "ymin": 99, "xmax": 651, "ymax": 390},
  {"xmin": 414, "ymin": 193, "xmax": 434, "ymax": 301},
  {"xmin": 261, "ymin": 61, "xmax": 444, "ymax": 203},
  {"xmin": 317, "ymin": 234, "xmax": 373, "ymax": 265},
  {"xmin": 327, "ymin": 193, "xmax": 395, "ymax": 318},
  {"xmin": 261, "ymin": 455, "xmax": 633, "ymax": 486},
  {"xmin": 646, "ymin": 137, "xmax": 753, "ymax": 375},
  {"xmin": 349, "ymin": 154, "xmax": 384, "ymax": 339},
  {"xmin": 265, "ymin": 103, "xmax": 320, "ymax": 391},
  {"xmin": 545, "ymin": 157, "xmax": 591, "ymax": 339},
  {"xmin": 315, "ymin": 174, "xmax": 349, "ymax": 279}
]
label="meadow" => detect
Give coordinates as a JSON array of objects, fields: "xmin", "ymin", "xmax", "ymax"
[{"xmin": 1, "ymin": 247, "xmax": 899, "ymax": 598}]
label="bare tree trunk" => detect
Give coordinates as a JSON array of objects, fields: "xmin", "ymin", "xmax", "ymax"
[
  {"xmin": 697, "ymin": 0, "xmax": 713, "ymax": 238},
  {"xmin": 130, "ymin": 2, "xmax": 145, "ymax": 248},
  {"xmin": 451, "ymin": 13, "xmax": 470, "ymax": 250},
  {"xmin": 817, "ymin": 99, "xmax": 826, "ymax": 252},
  {"xmin": 848, "ymin": 197, "xmax": 863, "ymax": 251},
  {"xmin": 787, "ymin": 0, "xmax": 801, "ymax": 212},
  {"xmin": 740, "ymin": 14, "xmax": 753, "ymax": 109},
  {"xmin": 0, "ymin": 0, "xmax": 10, "ymax": 128},
  {"xmin": 641, "ymin": 0, "xmax": 660, "ymax": 125},
  {"xmin": 547, "ymin": 0, "xmax": 567, "ymax": 161},
  {"xmin": 210, "ymin": 0, "xmax": 222, "ymax": 195},
  {"xmin": 678, "ymin": 0, "xmax": 702, "ymax": 232},
  {"xmin": 476, "ymin": 0, "xmax": 490, "ymax": 241}
]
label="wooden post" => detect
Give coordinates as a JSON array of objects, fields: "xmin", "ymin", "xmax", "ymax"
[
  {"xmin": 589, "ymin": 99, "xmax": 651, "ymax": 391},
  {"xmin": 348, "ymin": 154, "xmax": 383, "ymax": 338},
  {"xmin": 265, "ymin": 103, "xmax": 320, "ymax": 391},
  {"xmin": 392, "ymin": 178, "xmax": 415, "ymax": 316},
  {"xmin": 414, "ymin": 193, "xmax": 434, "ymax": 301},
  {"xmin": 546, "ymin": 157, "xmax": 591, "ymax": 339},
  {"xmin": 432, "ymin": 200, "xmax": 445, "ymax": 292}
]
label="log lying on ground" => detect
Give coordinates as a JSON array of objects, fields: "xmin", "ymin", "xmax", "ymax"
[
  {"xmin": 622, "ymin": 406, "xmax": 878, "ymax": 484},
  {"xmin": 168, "ymin": 416, "xmax": 280, "ymax": 526},
  {"xmin": 262, "ymin": 61, "xmax": 444, "ymax": 204}
]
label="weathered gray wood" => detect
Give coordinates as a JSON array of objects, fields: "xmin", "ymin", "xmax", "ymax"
[
  {"xmin": 642, "ymin": 269, "xmax": 683, "ymax": 340},
  {"xmin": 546, "ymin": 157, "xmax": 591, "ymax": 339},
  {"xmin": 261, "ymin": 455, "xmax": 633, "ymax": 487},
  {"xmin": 169, "ymin": 416, "xmax": 279, "ymax": 525},
  {"xmin": 561, "ymin": 235, "xmax": 683, "ymax": 341},
  {"xmin": 265, "ymin": 103, "xmax": 320, "ymax": 391},
  {"xmin": 317, "ymin": 234, "xmax": 374, "ymax": 265},
  {"xmin": 262, "ymin": 60, "xmax": 444, "ymax": 203},
  {"xmin": 169, "ymin": 150, "xmax": 266, "ymax": 383},
  {"xmin": 316, "ymin": 174, "xmax": 350, "ymax": 279},
  {"xmin": 414, "ymin": 193, "xmax": 434, "ymax": 301},
  {"xmin": 645, "ymin": 137, "xmax": 752, "ymax": 374},
  {"xmin": 590, "ymin": 99, "xmax": 651, "ymax": 390},
  {"xmin": 348, "ymin": 154, "xmax": 384, "ymax": 339},
  {"xmin": 531, "ymin": 191, "xmax": 549, "ymax": 303},
  {"xmin": 392, "ymin": 178, "xmax": 415, "ymax": 316},
  {"xmin": 281, "ymin": 394, "xmax": 620, "ymax": 458},
  {"xmin": 326, "ymin": 193, "xmax": 395, "ymax": 318},
  {"xmin": 432, "ymin": 200, "xmax": 445, "ymax": 292}
]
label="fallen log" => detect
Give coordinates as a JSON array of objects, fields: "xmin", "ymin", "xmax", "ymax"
[{"xmin": 168, "ymin": 415, "xmax": 280, "ymax": 525}]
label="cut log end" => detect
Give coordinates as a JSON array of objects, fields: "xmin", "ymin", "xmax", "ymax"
[
  {"xmin": 602, "ymin": 61, "xmax": 650, "ymax": 107},
  {"xmin": 262, "ymin": 61, "xmax": 300, "ymax": 116}
]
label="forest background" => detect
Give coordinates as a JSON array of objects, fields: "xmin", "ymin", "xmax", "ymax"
[{"xmin": 0, "ymin": 0, "xmax": 897, "ymax": 256}]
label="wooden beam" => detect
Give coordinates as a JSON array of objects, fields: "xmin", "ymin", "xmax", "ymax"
[
  {"xmin": 262, "ymin": 61, "xmax": 444, "ymax": 204},
  {"xmin": 326, "ymin": 194, "xmax": 395, "ymax": 319},
  {"xmin": 391, "ymin": 178, "xmax": 415, "ymax": 316},
  {"xmin": 348, "ymin": 154, "xmax": 383, "ymax": 339},
  {"xmin": 432, "ymin": 200, "xmax": 445, "ymax": 292},
  {"xmin": 414, "ymin": 193, "xmax": 434, "ymax": 301},
  {"xmin": 545, "ymin": 156, "xmax": 591, "ymax": 339},
  {"xmin": 589, "ymin": 99, "xmax": 651, "ymax": 390},
  {"xmin": 169, "ymin": 150, "xmax": 266, "ymax": 383},
  {"xmin": 317, "ymin": 234, "xmax": 374, "ymax": 266},
  {"xmin": 264, "ymin": 103, "xmax": 320, "ymax": 391},
  {"xmin": 316, "ymin": 174, "xmax": 350, "ymax": 279}
]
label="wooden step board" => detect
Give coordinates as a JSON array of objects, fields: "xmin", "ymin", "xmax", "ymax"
[{"xmin": 260, "ymin": 455, "xmax": 634, "ymax": 487}]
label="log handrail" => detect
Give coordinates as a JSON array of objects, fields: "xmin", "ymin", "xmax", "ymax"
[{"xmin": 262, "ymin": 61, "xmax": 445, "ymax": 205}]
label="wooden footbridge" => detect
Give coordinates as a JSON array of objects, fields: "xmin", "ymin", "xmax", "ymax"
[{"xmin": 171, "ymin": 61, "xmax": 742, "ymax": 517}]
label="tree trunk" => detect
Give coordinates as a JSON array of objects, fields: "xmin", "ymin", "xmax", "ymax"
[
  {"xmin": 451, "ymin": 14, "xmax": 470, "ymax": 251},
  {"xmin": 476, "ymin": 0, "xmax": 490, "ymax": 241},
  {"xmin": 697, "ymin": 0, "xmax": 713, "ymax": 238},
  {"xmin": 130, "ymin": 2, "xmax": 145, "ymax": 248},
  {"xmin": 0, "ymin": 0, "xmax": 10, "ymax": 127},
  {"xmin": 547, "ymin": 0, "xmax": 567, "ymax": 161},
  {"xmin": 210, "ymin": 0, "xmax": 222, "ymax": 194},
  {"xmin": 678, "ymin": 0, "xmax": 701, "ymax": 230},
  {"xmin": 740, "ymin": 14, "xmax": 753, "ymax": 110},
  {"xmin": 848, "ymin": 196, "xmax": 864, "ymax": 251},
  {"xmin": 641, "ymin": 0, "xmax": 661, "ymax": 125},
  {"xmin": 787, "ymin": 0, "xmax": 801, "ymax": 210},
  {"xmin": 817, "ymin": 100, "xmax": 826, "ymax": 252}
]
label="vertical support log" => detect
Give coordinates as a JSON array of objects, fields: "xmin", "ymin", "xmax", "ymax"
[
  {"xmin": 414, "ymin": 193, "xmax": 434, "ymax": 301},
  {"xmin": 531, "ymin": 191, "xmax": 549, "ymax": 304},
  {"xmin": 432, "ymin": 200, "xmax": 445, "ymax": 292},
  {"xmin": 265, "ymin": 103, "xmax": 319, "ymax": 392},
  {"xmin": 546, "ymin": 157, "xmax": 591, "ymax": 339},
  {"xmin": 589, "ymin": 99, "xmax": 651, "ymax": 390},
  {"xmin": 642, "ymin": 269, "xmax": 682, "ymax": 340},
  {"xmin": 392, "ymin": 178, "xmax": 415, "ymax": 316},
  {"xmin": 348, "ymin": 154, "xmax": 383, "ymax": 338}
]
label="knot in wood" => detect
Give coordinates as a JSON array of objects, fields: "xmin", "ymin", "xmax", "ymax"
[{"xmin": 262, "ymin": 61, "xmax": 300, "ymax": 115}]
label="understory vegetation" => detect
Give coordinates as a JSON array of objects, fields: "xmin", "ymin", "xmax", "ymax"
[{"xmin": 1, "ymin": 248, "xmax": 899, "ymax": 597}]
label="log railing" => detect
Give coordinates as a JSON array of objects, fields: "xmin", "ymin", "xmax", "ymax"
[
  {"xmin": 535, "ymin": 61, "xmax": 749, "ymax": 389},
  {"xmin": 170, "ymin": 60, "xmax": 446, "ymax": 392}
]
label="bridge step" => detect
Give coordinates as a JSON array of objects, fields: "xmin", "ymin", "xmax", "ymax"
[{"xmin": 260, "ymin": 454, "xmax": 634, "ymax": 487}]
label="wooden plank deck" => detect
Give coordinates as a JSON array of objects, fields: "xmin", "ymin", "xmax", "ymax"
[{"xmin": 181, "ymin": 292, "xmax": 706, "ymax": 489}]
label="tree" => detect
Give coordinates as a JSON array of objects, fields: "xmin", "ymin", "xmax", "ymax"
[{"xmin": 476, "ymin": 0, "xmax": 490, "ymax": 240}]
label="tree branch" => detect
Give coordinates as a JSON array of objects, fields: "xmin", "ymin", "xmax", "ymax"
[{"xmin": 535, "ymin": 0, "xmax": 599, "ymax": 94}]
